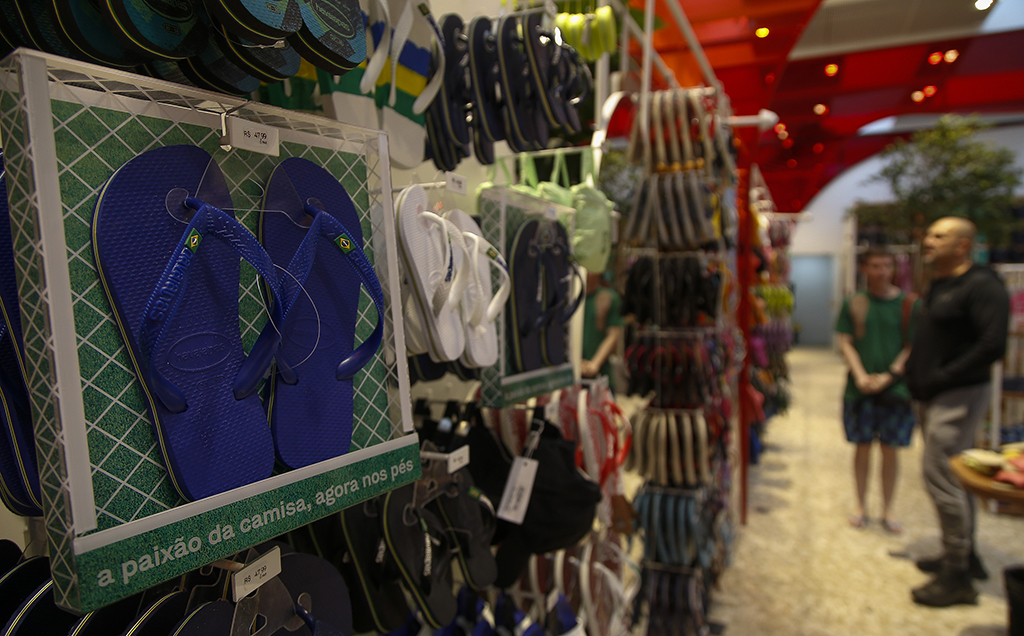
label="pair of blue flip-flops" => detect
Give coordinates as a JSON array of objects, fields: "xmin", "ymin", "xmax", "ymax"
[
  {"xmin": 92, "ymin": 145, "xmax": 385, "ymax": 502},
  {"xmin": 0, "ymin": 155, "xmax": 43, "ymax": 518}
]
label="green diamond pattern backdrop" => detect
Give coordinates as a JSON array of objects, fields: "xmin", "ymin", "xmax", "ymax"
[{"xmin": 0, "ymin": 54, "xmax": 406, "ymax": 609}]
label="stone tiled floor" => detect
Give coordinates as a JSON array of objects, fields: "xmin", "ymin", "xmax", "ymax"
[{"xmin": 709, "ymin": 347, "xmax": 1024, "ymax": 636}]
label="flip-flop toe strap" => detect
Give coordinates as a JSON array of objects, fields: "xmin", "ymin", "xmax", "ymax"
[
  {"xmin": 140, "ymin": 198, "xmax": 285, "ymax": 413},
  {"xmin": 282, "ymin": 206, "xmax": 387, "ymax": 381}
]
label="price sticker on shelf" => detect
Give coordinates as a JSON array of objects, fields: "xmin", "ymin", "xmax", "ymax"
[
  {"xmin": 496, "ymin": 457, "xmax": 538, "ymax": 524},
  {"xmin": 222, "ymin": 116, "xmax": 280, "ymax": 156},
  {"xmin": 232, "ymin": 546, "xmax": 282, "ymax": 601},
  {"xmin": 447, "ymin": 445, "xmax": 470, "ymax": 473},
  {"xmin": 445, "ymin": 171, "xmax": 468, "ymax": 195}
]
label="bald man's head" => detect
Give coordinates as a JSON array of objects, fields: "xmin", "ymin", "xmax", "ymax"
[{"xmin": 923, "ymin": 216, "xmax": 975, "ymax": 271}]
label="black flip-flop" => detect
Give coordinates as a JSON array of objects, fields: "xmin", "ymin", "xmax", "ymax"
[
  {"xmin": 68, "ymin": 593, "xmax": 145, "ymax": 636},
  {"xmin": 102, "ymin": 0, "xmax": 209, "ymax": 59},
  {"xmin": 431, "ymin": 468, "xmax": 498, "ymax": 590},
  {"xmin": 523, "ymin": 13, "xmax": 566, "ymax": 130},
  {"xmin": 540, "ymin": 224, "xmax": 584, "ymax": 367},
  {"xmin": 216, "ymin": 24, "xmax": 302, "ymax": 83},
  {"xmin": 497, "ymin": 15, "xmax": 541, "ymax": 151},
  {"xmin": 382, "ymin": 483, "xmax": 457, "ymax": 629},
  {"xmin": 118, "ymin": 591, "xmax": 190, "ymax": 636},
  {"xmin": 275, "ymin": 553, "xmax": 353, "ymax": 636},
  {"xmin": 339, "ymin": 498, "xmax": 409, "ymax": 633},
  {"xmin": 438, "ymin": 14, "xmax": 471, "ymax": 146},
  {"xmin": 1, "ymin": 579, "xmax": 79, "ymax": 635},
  {"xmin": 206, "ymin": 0, "xmax": 302, "ymax": 45},
  {"xmin": 289, "ymin": 0, "xmax": 365, "ymax": 75},
  {"xmin": 47, "ymin": 0, "xmax": 146, "ymax": 67}
]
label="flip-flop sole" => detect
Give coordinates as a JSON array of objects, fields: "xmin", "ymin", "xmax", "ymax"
[
  {"xmin": 340, "ymin": 499, "xmax": 409, "ymax": 633},
  {"xmin": 207, "ymin": 0, "xmax": 302, "ymax": 44},
  {"xmin": 276, "ymin": 553, "xmax": 353, "ymax": 636},
  {"xmin": 92, "ymin": 145, "xmax": 274, "ymax": 501},
  {"xmin": 467, "ymin": 17, "xmax": 503, "ymax": 142},
  {"xmin": 290, "ymin": 0, "xmax": 365, "ymax": 74},
  {"xmin": 0, "ymin": 557, "xmax": 50, "ymax": 629},
  {"xmin": 261, "ymin": 157, "xmax": 368, "ymax": 469},
  {"xmin": 47, "ymin": 0, "xmax": 144, "ymax": 67},
  {"xmin": 432, "ymin": 469, "xmax": 497, "ymax": 590}
]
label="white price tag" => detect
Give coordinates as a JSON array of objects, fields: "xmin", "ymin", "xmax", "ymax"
[
  {"xmin": 447, "ymin": 445, "xmax": 470, "ymax": 473},
  {"xmin": 544, "ymin": 400, "xmax": 558, "ymax": 422},
  {"xmin": 223, "ymin": 116, "xmax": 280, "ymax": 156},
  {"xmin": 546, "ymin": 206, "xmax": 558, "ymax": 220},
  {"xmin": 445, "ymin": 171, "xmax": 468, "ymax": 195},
  {"xmin": 496, "ymin": 457, "xmax": 539, "ymax": 524},
  {"xmin": 232, "ymin": 546, "xmax": 282, "ymax": 602}
]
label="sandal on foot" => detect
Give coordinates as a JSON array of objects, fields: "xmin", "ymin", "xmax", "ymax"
[
  {"xmin": 848, "ymin": 514, "xmax": 868, "ymax": 529},
  {"xmin": 881, "ymin": 519, "xmax": 903, "ymax": 535}
]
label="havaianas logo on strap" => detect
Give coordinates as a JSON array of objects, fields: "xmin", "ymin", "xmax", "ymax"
[
  {"xmin": 336, "ymin": 233, "xmax": 354, "ymax": 253},
  {"xmin": 186, "ymin": 229, "xmax": 203, "ymax": 253},
  {"xmin": 486, "ymin": 247, "xmax": 498, "ymax": 260}
]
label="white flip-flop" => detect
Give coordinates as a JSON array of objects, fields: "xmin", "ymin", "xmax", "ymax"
[
  {"xmin": 395, "ymin": 185, "xmax": 471, "ymax": 362},
  {"xmin": 446, "ymin": 209, "xmax": 510, "ymax": 368},
  {"xmin": 681, "ymin": 412, "xmax": 697, "ymax": 487},
  {"xmin": 694, "ymin": 411, "xmax": 711, "ymax": 484}
]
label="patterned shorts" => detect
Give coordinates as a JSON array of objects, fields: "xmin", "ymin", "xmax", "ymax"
[{"xmin": 843, "ymin": 396, "xmax": 915, "ymax": 447}]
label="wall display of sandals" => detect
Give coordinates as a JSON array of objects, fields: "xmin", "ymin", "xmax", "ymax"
[{"xmin": 0, "ymin": 50, "xmax": 419, "ymax": 613}]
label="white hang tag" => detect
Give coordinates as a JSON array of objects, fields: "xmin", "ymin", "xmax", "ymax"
[
  {"xmin": 446, "ymin": 171, "xmax": 468, "ymax": 195},
  {"xmin": 232, "ymin": 546, "xmax": 282, "ymax": 602},
  {"xmin": 447, "ymin": 445, "xmax": 470, "ymax": 473},
  {"xmin": 222, "ymin": 116, "xmax": 280, "ymax": 156},
  {"xmin": 546, "ymin": 205, "xmax": 558, "ymax": 220},
  {"xmin": 497, "ymin": 457, "xmax": 539, "ymax": 525}
]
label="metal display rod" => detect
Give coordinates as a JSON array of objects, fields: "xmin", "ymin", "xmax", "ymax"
[
  {"xmin": 662, "ymin": 0, "xmax": 720, "ymax": 91},
  {"xmin": 606, "ymin": 0, "xmax": 680, "ymax": 89}
]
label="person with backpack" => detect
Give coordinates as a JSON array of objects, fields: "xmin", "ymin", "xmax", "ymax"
[
  {"xmin": 835, "ymin": 247, "xmax": 920, "ymax": 535},
  {"xmin": 906, "ymin": 217, "xmax": 1009, "ymax": 607}
]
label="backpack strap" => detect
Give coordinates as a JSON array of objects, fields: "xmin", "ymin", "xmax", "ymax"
[{"xmin": 849, "ymin": 292, "xmax": 870, "ymax": 340}]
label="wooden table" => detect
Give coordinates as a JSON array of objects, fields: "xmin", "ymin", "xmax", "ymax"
[{"xmin": 950, "ymin": 455, "xmax": 1024, "ymax": 505}]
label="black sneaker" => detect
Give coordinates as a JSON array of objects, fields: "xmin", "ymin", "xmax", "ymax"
[
  {"xmin": 912, "ymin": 570, "xmax": 979, "ymax": 607},
  {"xmin": 916, "ymin": 551, "xmax": 988, "ymax": 580}
]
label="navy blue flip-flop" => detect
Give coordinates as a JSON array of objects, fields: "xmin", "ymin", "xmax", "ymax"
[
  {"xmin": 217, "ymin": 24, "xmax": 302, "ymax": 83},
  {"xmin": 0, "ymin": 556, "xmax": 49, "ymax": 629},
  {"xmin": 340, "ymin": 498, "xmax": 410, "ymax": 633},
  {"xmin": 522, "ymin": 13, "xmax": 565, "ymax": 130},
  {"xmin": 1, "ymin": 579, "xmax": 79, "ymax": 635},
  {"xmin": 438, "ymin": 14, "xmax": 470, "ymax": 146},
  {"xmin": 116, "ymin": 590, "xmax": 189, "ymax": 636},
  {"xmin": 507, "ymin": 219, "xmax": 545, "ymax": 374},
  {"xmin": 260, "ymin": 157, "xmax": 385, "ymax": 469},
  {"xmin": 466, "ymin": 17, "xmax": 503, "ymax": 143},
  {"xmin": 496, "ymin": 16, "xmax": 537, "ymax": 151},
  {"xmin": 275, "ymin": 553, "xmax": 353, "ymax": 636},
  {"xmin": 93, "ymin": 145, "xmax": 283, "ymax": 501},
  {"xmin": 168, "ymin": 600, "xmax": 235, "ymax": 635},
  {"xmin": 68, "ymin": 593, "xmax": 145, "ymax": 636},
  {"xmin": 540, "ymin": 223, "xmax": 583, "ymax": 367},
  {"xmin": 0, "ymin": 156, "xmax": 42, "ymax": 518}
]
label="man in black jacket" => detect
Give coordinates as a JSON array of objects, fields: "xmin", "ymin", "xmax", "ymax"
[{"xmin": 906, "ymin": 216, "xmax": 1009, "ymax": 607}]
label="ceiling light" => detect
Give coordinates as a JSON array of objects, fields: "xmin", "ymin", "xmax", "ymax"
[
  {"xmin": 813, "ymin": 103, "xmax": 828, "ymax": 115},
  {"xmin": 755, "ymin": 27, "xmax": 769, "ymax": 38},
  {"xmin": 923, "ymin": 85, "xmax": 938, "ymax": 97},
  {"xmin": 824, "ymin": 63, "xmax": 839, "ymax": 77},
  {"xmin": 813, "ymin": 143, "xmax": 824, "ymax": 154},
  {"xmin": 779, "ymin": 131, "xmax": 789, "ymax": 140},
  {"xmin": 945, "ymin": 49, "xmax": 959, "ymax": 63},
  {"xmin": 911, "ymin": 91, "xmax": 925, "ymax": 103},
  {"xmin": 774, "ymin": 123, "xmax": 786, "ymax": 134},
  {"xmin": 975, "ymin": 0, "xmax": 993, "ymax": 9},
  {"xmin": 782, "ymin": 138, "xmax": 794, "ymax": 148},
  {"xmin": 928, "ymin": 52, "xmax": 943, "ymax": 65}
]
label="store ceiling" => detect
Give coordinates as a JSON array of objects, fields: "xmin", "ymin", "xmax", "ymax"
[{"xmin": 642, "ymin": 0, "xmax": 1024, "ymax": 212}]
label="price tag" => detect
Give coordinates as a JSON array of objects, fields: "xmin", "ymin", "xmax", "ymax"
[
  {"xmin": 223, "ymin": 116, "xmax": 280, "ymax": 156},
  {"xmin": 445, "ymin": 171, "xmax": 468, "ymax": 195},
  {"xmin": 447, "ymin": 445, "xmax": 470, "ymax": 473},
  {"xmin": 546, "ymin": 206, "xmax": 558, "ymax": 220},
  {"xmin": 232, "ymin": 546, "xmax": 282, "ymax": 602},
  {"xmin": 496, "ymin": 457, "xmax": 539, "ymax": 524},
  {"xmin": 544, "ymin": 400, "xmax": 558, "ymax": 422}
]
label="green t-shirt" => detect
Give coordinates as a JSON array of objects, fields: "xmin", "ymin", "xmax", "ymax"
[
  {"xmin": 583, "ymin": 287, "xmax": 624, "ymax": 378},
  {"xmin": 835, "ymin": 291, "xmax": 919, "ymax": 401}
]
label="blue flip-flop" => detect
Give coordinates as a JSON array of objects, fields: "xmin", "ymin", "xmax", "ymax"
[
  {"xmin": 496, "ymin": 15, "xmax": 541, "ymax": 151},
  {"xmin": 507, "ymin": 219, "xmax": 545, "ymax": 374},
  {"xmin": 539, "ymin": 223, "xmax": 583, "ymax": 367},
  {"xmin": 1, "ymin": 579, "xmax": 79, "ymax": 635},
  {"xmin": 0, "ymin": 155, "xmax": 42, "ymax": 518},
  {"xmin": 260, "ymin": 157, "xmax": 385, "ymax": 469},
  {"xmin": 93, "ymin": 145, "xmax": 284, "ymax": 501},
  {"xmin": 466, "ymin": 17, "xmax": 504, "ymax": 143},
  {"xmin": 438, "ymin": 14, "xmax": 470, "ymax": 146}
]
